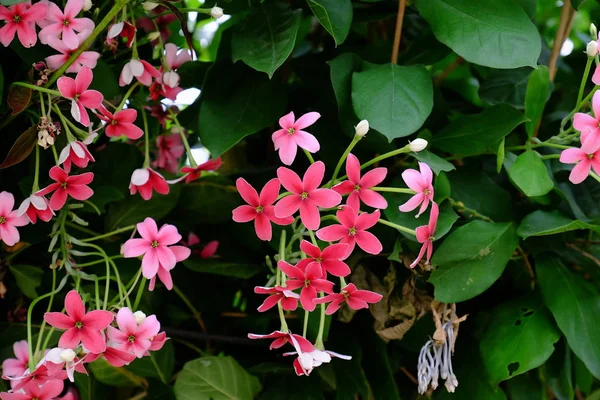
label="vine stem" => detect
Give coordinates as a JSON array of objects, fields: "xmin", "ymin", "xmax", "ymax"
[
  {"xmin": 173, "ymin": 285, "xmax": 208, "ymax": 332},
  {"xmin": 377, "ymin": 218, "xmax": 416, "ymax": 236},
  {"xmin": 80, "ymin": 225, "xmax": 136, "ymax": 242},
  {"xmin": 142, "ymin": 109, "xmax": 151, "ymax": 168},
  {"xmin": 329, "ymin": 135, "xmax": 362, "ymax": 187},
  {"xmin": 277, "ymin": 231, "xmax": 289, "ymax": 333},
  {"xmin": 547, "ymin": 0, "xmax": 575, "ymax": 82},
  {"xmin": 12, "ymin": 82, "xmax": 60, "ymax": 96},
  {"xmin": 577, "ymin": 57, "xmax": 594, "ymax": 105},
  {"xmin": 391, "ymin": 0, "xmax": 407, "ymax": 64}
]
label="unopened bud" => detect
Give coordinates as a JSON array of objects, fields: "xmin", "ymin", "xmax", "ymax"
[
  {"xmin": 82, "ymin": 0, "xmax": 92, "ymax": 11},
  {"xmin": 409, "ymin": 138, "xmax": 428, "ymax": 152},
  {"xmin": 133, "ymin": 311, "xmax": 147, "ymax": 324},
  {"xmin": 210, "ymin": 6, "xmax": 224, "ymax": 19},
  {"xmin": 60, "ymin": 349, "xmax": 76, "ymax": 363},
  {"xmin": 354, "ymin": 120, "xmax": 369, "ymax": 137},
  {"xmin": 143, "ymin": 2, "xmax": 159, "ymax": 11},
  {"xmin": 591, "ymin": 23, "xmax": 598, "ymax": 39},
  {"xmin": 587, "ymin": 41, "xmax": 598, "ymax": 58},
  {"xmin": 147, "ymin": 31, "xmax": 161, "ymax": 42}
]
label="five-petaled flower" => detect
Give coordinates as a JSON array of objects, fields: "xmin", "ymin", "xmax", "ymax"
[
  {"xmin": 254, "ymin": 286, "xmax": 299, "ymax": 312},
  {"xmin": 129, "ymin": 168, "xmax": 169, "ymax": 200},
  {"xmin": 39, "ymin": 0, "xmax": 95, "ymax": 49},
  {"xmin": 0, "ymin": 192, "xmax": 29, "ymax": 246},
  {"xmin": 45, "ymin": 30, "xmax": 100, "ymax": 73},
  {"xmin": 277, "ymin": 261, "xmax": 334, "ymax": 312},
  {"xmin": 248, "ymin": 331, "xmax": 314, "ymax": 352},
  {"xmin": 58, "ymin": 133, "xmax": 96, "ymax": 173},
  {"xmin": 314, "ymin": 283, "xmax": 383, "ymax": 315},
  {"xmin": 272, "ymin": 111, "xmax": 321, "ymax": 165},
  {"xmin": 1, "ymin": 340, "xmax": 29, "ymax": 379},
  {"xmin": 411, "ymin": 202, "xmax": 439, "ymax": 268},
  {"xmin": 0, "ymin": 1, "xmax": 47, "ymax": 48},
  {"xmin": 107, "ymin": 307, "xmax": 161, "ymax": 358},
  {"xmin": 180, "ymin": 157, "xmax": 222, "ymax": 184},
  {"xmin": 399, "ymin": 162, "xmax": 434, "ymax": 218},
  {"xmin": 296, "ymin": 240, "xmax": 350, "ymax": 277},
  {"xmin": 573, "ymin": 91, "xmax": 600, "ymax": 150},
  {"xmin": 36, "ymin": 166, "xmax": 94, "ymax": 210},
  {"xmin": 119, "ymin": 58, "xmax": 161, "ymax": 86},
  {"xmin": 559, "ymin": 142, "xmax": 600, "ymax": 184},
  {"xmin": 96, "ymin": 106, "xmax": 143, "ymax": 140},
  {"xmin": 17, "ymin": 194, "xmax": 54, "ymax": 224},
  {"xmin": 57, "ymin": 66, "xmax": 103, "ymax": 127},
  {"xmin": 0, "ymin": 379, "xmax": 65, "ymax": 400},
  {"xmin": 333, "ymin": 153, "xmax": 388, "ymax": 212}
]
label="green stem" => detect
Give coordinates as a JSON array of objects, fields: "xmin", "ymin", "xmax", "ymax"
[
  {"xmin": 118, "ymin": 82, "xmax": 141, "ymax": 110},
  {"xmin": 377, "ymin": 219, "xmax": 417, "ymax": 236},
  {"xmin": 314, "ymin": 299, "xmax": 326, "ymax": 350},
  {"xmin": 372, "ymin": 187, "xmax": 416, "ymax": 194},
  {"xmin": 590, "ymin": 172, "xmax": 600, "ymax": 183},
  {"xmin": 277, "ymin": 230, "xmax": 289, "ymax": 333},
  {"xmin": 173, "ymin": 284, "xmax": 207, "ymax": 332},
  {"xmin": 142, "ymin": 109, "xmax": 151, "ymax": 168},
  {"xmin": 561, "ymin": 87, "xmax": 599, "ymax": 132},
  {"xmin": 133, "ymin": 278, "xmax": 146, "ymax": 310},
  {"xmin": 51, "ymin": 143, "xmax": 59, "ymax": 164},
  {"xmin": 541, "ymin": 154, "xmax": 561, "ymax": 160},
  {"xmin": 13, "ymin": 82, "xmax": 60, "ymax": 96},
  {"xmin": 103, "ymin": 258, "xmax": 110, "ymax": 310},
  {"xmin": 80, "ymin": 225, "xmax": 135, "ymax": 242},
  {"xmin": 578, "ymin": 57, "xmax": 594, "ymax": 105},
  {"xmin": 303, "ymin": 309, "xmax": 309, "ymax": 338},
  {"xmin": 52, "ymin": 105, "xmax": 76, "ymax": 142},
  {"xmin": 76, "ymin": 254, "xmax": 123, "ymax": 267},
  {"xmin": 329, "ymin": 135, "xmax": 361, "ymax": 187},
  {"xmin": 33, "ymin": 267, "xmax": 57, "ymax": 364},
  {"xmin": 172, "ymin": 113, "xmax": 196, "ymax": 167},
  {"xmin": 303, "ymin": 149, "xmax": 316, "ymax": 164},
  {"xmin": 32, "ymin": 145, "xmax": 40, "ymax": 192}
]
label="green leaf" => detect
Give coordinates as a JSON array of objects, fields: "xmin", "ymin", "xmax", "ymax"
[
  {"xmin": 517, "ymin": 210, "xmax": 600, "ymax": 238},
  {"xmin": 479, "ymin": 67, "xmax": 532, "ymax": 108},
  {"xmin": 571, "ymin": 0, "xmax": 584, "ymax": 9},
  {"xmin": 497, "ymin": 138, "xmax": 505, "ymax": 173},
  {"xmin": 415, "ymin": 0, "xmax": 541, "ymax": 68},
  {"xmin": 412, "ymin": 150, "xmax": 455, "ymax": 175},
  {"xmin": 174, "ymin": 356, "xmax": 262, "ymax": 400},
  {"xmin": 127, "ymin": 341, "xmax": 174, "ymax": 384},
  {"xmin": 546, "ymin": 339, "xmax": 575, "ymax": 400},
  {"xmin": 431, "ymin": 104, "xmax": 528, "ymax": 156},
  {"xmin": 89, "ymin": 358, "xmax": 145, "ymax": 387},
  {"xmin": 89, "ymin": 60, "xmax": 119, "ymax": 100},
  {"xmin": 351, "ymin": 63, "xmax": 433, "ymax": 141},
  {"xmin": 434, "ymin": 171, "xmax": 451, "ymax": 203},
  {"xmin": 507, "ymin": 150, "xmax": 554, "ymax": 197},
  {"xmin": 183, "ymin": 258, "xmax": 263, "ymax": 279},
  {"xmin": 9, "ymin": 265, "xmax": 43, "ymax": 299},
  {"xmin": 525, "ymin": 66, "xmax": 551, "ymax": 137},
  {"xmin": 514, "ymin": 0, "xmax": 537, "ymax": 18},
  {"xmin": 430, "ymin": 221, "xmax": 519, "ymax": 302},
  {"xmin": 231, "ymin": 3, "xmax": 302, "ymax": 77},
  {"xmin": 0, "ymin": 0, "xmax": 30, "ymax": 5},
  {"xmin": 307, "ymin": 0, "xmax": 352, "ymax": 46},
  {"xmin": 480, "ymin": 296, "xmax": 561, "ymax": 384},
  {"xmin": 197, "ymin": 62, "xmax": 287, "ymax": 157},
  {"xmin": 178, "ymin": 178, "xmax": 240, "ymax": 223},
  {"xmin": 537, "ymin": 256, "xmax": 600, "ymax": 379}
]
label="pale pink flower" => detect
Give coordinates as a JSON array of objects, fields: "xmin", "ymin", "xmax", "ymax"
[
  {"xmin": 153, "ymin": 133, "xmax": 184, "ymax": 174},
  {"xmin": 254, "ymin": 286, "xmax": 299, "ymax": 312},
  {"xmin": 559, "ymin": 142, "xmax": 600, "ymax": 184},
  {"xmin": 275, "ymin": 161, "xmax": 342, "ymax": 230},
  {"xmin": 36, "ymin": 166, "xmax": 94, "ymax": 210},
  {"xmin": 119, "ymin": 59, "xmax": 160, "ymax": 87},
  {"xmin": 41, "ymin": 347, "xmax": 86, "ymax": 383},
  {"xmin": 399, "ymin": 162, "xmax": 434, "ymax": 217},
  {"xmin": 277, "ymin": 261, "xmax": 334, "ymax": 312},
  {"xmin": 57, "ymin": 66, "xmax": 103, "ymax": 127},
  {"xmin": 107, "ymin": 307, "xmax": 161, "ymax": 358},
  {"xmin": 17, "ymin": 194, "xmax": 54, "ymax": 224},
  {"xmin": 0, "ymin": 379, "xmax": 64, "ymax": 400},
  {"xmin": 272, "ymin": 111, "xmax": 321, "ymax": 165},
  {"xmin": 333, "ymin": 153, "xmax": 388, "ymax": 212},
  {"xmin": 248, "ymin": 331, "xmax": 314, "ymax": 352},
  {"xmin": 58, "ymin": 134, "xmax": 96, "ymax": 173},
  {"xmin": 122, "ymin": 217, "xmax": 190, "ymax": 288},
  {"xmin": 0, "ymin": 2, "xmax": 47, "ymax": 48},
  {"xmin": 106, "ymin": 21, "xmax": 135, "ymax": 48},
  {"xmin": 44, "ymin": 290, "xmax": 114, "ymax": 354},
  {"xmin": 232, "ymin": 178, "xmax": 294, "ymax": 241},
  {"xmin": 96, "ymin": 106, "xmax": 143, "ymax": 140},
  {"xmin": 164, "ymin": 43, "xmax": 191, "ymax": 69},
  {"xmin": 180, "ymin": 157, "xmax": 222, "ymax": 184},
  {"xmin": 296, "ymin": 240, "xmax": 350, "ymax": 278},
  {"xmin": 316, "ymin": 206, "xmax": 382, "ymax": 257},
  {"xmin": 45, "ymin": 30, "xmax": 99, "ymax": 73},
  {"xmin": 0, "ymin": 192, "xmax": 29, "ymax": 246},
  {"xmin": 593, "ymin": 64, "xmax": 600, "ymax": 86},
  {"xmin": 1, "ymin": 341, "xmax": 29, "ymax": 378},
  {"xmin": 411, "ymin": 202, "xmax": 439, "ymax": 268},
  {"xmin": 573, "ymin": 91, "xmax": 600, "ymax": 149},
  {"xmin": 129, "ymin": 168, "xmax": 169, "ymax": 200},
  {"xmin": 314, "ymin": 283, "xmax": 382, "ymax": 315},
  {"xmin": 39, "ymin": 0, "xmax": 95, "ymax": 49}
]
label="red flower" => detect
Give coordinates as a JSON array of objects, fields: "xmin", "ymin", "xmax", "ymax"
[
  {"xmin": 97, "ymin": 106, "xmax": 143, "ymax": 140},
  {"xmin": 17, "ymin": 195, "xmax": 54, "ymax": 224},
  {"xmin": 36, "ymin": 166, "xmax": 94, "ymax": 211},
  {"xmin": 296, "ymin": 240, "xmax": 350, "ymax": 278},
  {"xmin": 58, "ymin": 138, "xmax": 95, "ymax": 173},
  {"xmin": 247, "ymin": 331, "xmax": 314, "ymax": 352},
  {"xmin": 277, "ymin": 261, "xmax": 334, "ymax": 311},
  {"xmin": 254, "ymin": 286, "xmax": 299, "ymax": 312},
  {"xmin": 314, "ymin": 283, "xmax": 382, "ymax": 314},
  {"xmin": 180, "ymin": 157, "xmax": 222, "ymax": 184},
  {"xmin": 333, "ymin": 153, "xmax": 388, "ymax": 211},
  {"xmin": 129, "ymin": 168, "xmax": 169, "ymax": 200}
]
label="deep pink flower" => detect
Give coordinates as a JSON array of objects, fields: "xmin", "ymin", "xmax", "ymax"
[
  {"xmin": 119, "ymin": 59, "xmax": 161, "ymax": 87},
  {"xmin": 58, "ymin": 135, "xmax": 96, "ymax": 173},
  {"xmin": 122, "ymin": 217, "xmax": 190, "ymax": 288},
  {"xmin": 333, "ymin": 154, "xmax": 388, "ymax": 211},
  {"xmin": 84, "ymin": 342, "xmax": 136, "ymax": 367},
  {"xmin": 17, "ymin": 194, "xmax": 53, "ymax": 224},
  {"xmin": 180, "ymin": 157, "xmax": 222, "ymax": 184},
  {"xmin": 254, "ymin": 286, "xmax": 299, "ymax": 312},
  {"xmin": 36, "ymin": 166, "xmax": 94, "ymax": 210},
  {"xmin": 3, "ymin": 363, "xmax": 65, "ymax": 392},
  {"xmin": 153, "ymin": 134, "xmax": 184, "ymax": 174},
  {"xmin": 107, "ymin": 307, "xmax": 161, "ymax": 358},
  {"xmin": 232, "ymin": 178, "xmax": 294, "ymax": 241},
  {"xmin": 559, "ymin": 142, "xmax": 600, "ymax": 184},
  {"xmin": 248, "ymin": 331, "xmax": 314, "ymax": 352},
  {"xmin": 44, "ymin": 290, "xmax": 114, "ymax": 354},
  {"xmin": 1, "ymin": 341, "xmax": 29, "ymax": 378},
  {"xmin": 0, "ymin": 192, "xmax": 29, "ymax": 246},
  {"xmin": 411, "ymin": 202, "xmax": 439, "ymax": 268},
  {"xmin": 314, "ymin": 283, "xmax": 382, "ymax": 315},
  {"xmin": 277, "ymin": 261, "xmax": 334, "ymax": 312},
  {"xmin": 316, "ymin": 206, "xmax": 382, "ymax": 257},
  {"xmin": 129, "ymin": 168, "xmax": 169, "ymax": 200},
  {"xmin": 149, "ymin": 332, "xmax": 168, "ymax": 352},
  {"xmin": 96, "ymin": 106, "xmax": 143, "ymax": 140},
  {"xmin": 296, "ymin": 240, "xmax": 350, "ymax": 278},
  {"xmin": 274, "ymin": 161, "xmax": 341, "ymax": 230},
  {"xmin": 182, "ymin": 232, "xmax": 219, "ymax": 258},
  {"xmin": 45, "ymin": 31, "xmax": 99, "ymax": 73},
  {"xmin": 399, "ymin": 162, "xmax": 434, "ymax": 217},
  {"xmin": 0, "ymin": 2, "xmax": 47, "ymax": 48},
  {"xmin": 57, "ymin": 66, "xmax": 103, "ymax": 127},
  {"xmin": 39, "ymin": 0, "xmax": 94, "ymax": 49},
  {"xmin": 593, "ymin": 64, "xmax": 600, "ymax": 86},
  {"xmin": 106, "ymin": 21, "xmax": 136, "ymax": 49},
  {"xmin": 0, "ymin": 379, "xmax": 64, "ymax": 400},
  {"xmin": 272, "ymin": 111, "xmax": 321, "ymax": 165},
  {"xmin": 573, "ymin": 91, "xmax": 600, "ymax": 149}
]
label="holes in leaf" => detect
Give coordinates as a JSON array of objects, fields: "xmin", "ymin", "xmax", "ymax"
[
  {"xmin": 523, "ymin": 310, "xmax": 534, "ymax": 317},
  {"xmin": 508, "ymin": 362, "xmax": 520, "ymax": 376},
  {"xmin": 514, "ymin": 319, "xmax": 522, "ymax": 326}
]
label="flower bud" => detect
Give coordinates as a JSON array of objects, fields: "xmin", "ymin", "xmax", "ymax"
[
  {"xmin": 82, "ymin": 0, "xmax": 92, "ymax": 11},
  {"xmin": 409, "ymin": 138, "xmax": 428, "ymax": 152},
  {"xmin": 162, "ymin": 71, "xmax": 180, "ymax": 88},
  {"xmin": 147, "ymin": 31, "xmax": 161, "ymax": 42},
  {"xmin": 143, "ymin": 1, "xmax": 159, "ymax": 11},
  {"xmin": 210, "ymin": 6, "xmax": 224, "ymax": 19},
  {"xmin": 591, "ymin": 23, "xmax": 598, "ymax": 39},
  {"xmin": 60, "ymin": 349, "xmax": 76, "ymax": 363},
  {"xmin": 354, "ymin": 120, "xmax": 369, "ymax": 137},
  {"xmin": 587, "ymin": 41, "xmax": 598, "ymax": 58},
  {"xmin": 133, "ymin": 311, "xmax": 147, "ymax": 324}
]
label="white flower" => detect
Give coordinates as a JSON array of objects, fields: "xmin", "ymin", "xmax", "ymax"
[
  {"xmin": 354, "ymin": 120, "xmax": 369, "ymax": 137},
  {"xmin": 210, "ymin": 6, "xmax": 224, "ymax": 19},
  {"xmin": 120, "ymin": 59, "xmax": 145, "ymax": 86},
  {"xmin": 591, "ymin": 23, "xmax": 598, "ymax": 39},
  {"xmin": 60, "ymin": 349, "xmax": 76, "ymax": 363},
  {"xmin": 133, "ymin": 311, "xmax": 147, "ymax": 324},
  {"xmin": 82, "ymin": 0, "xmax": 92, "ymax": 11},
  {"xmin": 409, "ymin": 138, "xmax": 428, "ymax": 152},
  {"xmin": 587, "ymin": 41, "xmax": 598, "ymax": 58},
  {"xmin": 143, "ymin": 1, "xmax": 159, "ymax": 11},
  {"xmin": 162, "ymin": 71, "xmax": 180, "ymax": 88}
]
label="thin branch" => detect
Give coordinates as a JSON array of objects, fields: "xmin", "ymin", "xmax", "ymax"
[
  {"xmin": 566, "ymin": 243, "xmax": 600, "ymax": 267},
  {"xmin": 548, "ymin": 0, "xmax": 575, "ymax": 82},
  {"xmin": 434, "ymin": 57, "xmax": 465, "ymax": 86},
  {"xmin": 391, "ymin": 0, "xmax": 407, "ymax": 64}
]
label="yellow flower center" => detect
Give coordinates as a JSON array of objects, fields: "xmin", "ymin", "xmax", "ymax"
[
  {"xmin": 301, "ymin": 191, "xmax": 309, "ymax": 200},
  {"xmin": 287, "ymin": 128, "xmax": 295, "ymax": 135},
  {"xmin": 0, "ymin": 216, "xmax": 5, "ymax": 224},
  {"xmin": 151, "ymin": 240, "xmax": 159, "ymax": 248}
]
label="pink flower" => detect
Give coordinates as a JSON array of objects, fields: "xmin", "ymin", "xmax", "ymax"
[
  {"xmin": 593, "ymin": 64, "xmax": 600, "ymax": 86},
  {"xmin": 296, "ymin": 240, "xmax": 350, "ymax": 277},
  {"xmin": 399, "ymin": 162, "xmax": 434, "ymax": 217},
  {"xmin": 3, "ymin": 364, "xmax": 65, "ymax": 392},
  {"xmin": 182, "ymin": 232, "xmax": 219, "ymax": 258},
  {"xmin": 122, "ymin": 217, "xmax": 190, "ymax": 288},
  {"xmin": 129, "ymin": 168, "xmax": 169, "ymax": 200},
  {"xmin": 0, "ymin": 379, "xmax": 64, "ymax": 400},
  {"xmin": 0, "ymin": 192, "xmax": 29, "ymax": 246},
  {"xmin": 333, "ymin": 154, "xmax": 388, "ymax": 211},
  {"xmin": 149, "ymin": 332, "xmax": 168, "ymax": 352},
  {"xmin": 84, "ymin": 342, "xmax": 136, "ymax": 367},
  {"xmin": 106, "ymin": 21, "xmax": 136, "ymax": 48},
  {"xmin": 277, "ymin": 261, "xmax": 334, "ymax": 311},
  {"xmin": 314, "ymin": 283, "xmax": 382, "ymax": 315},
  {"xmin": 232, "ymin": 178, "xmax": 294, "ymax": 241},
  {"xmin": 254, "ymin": 286, "xmax": 299, "ymax": 312},
  {"xmin": 1, "ymin": 341, "xmax": 29, "ymax": 378},
  {"xmin": 36, "ymin": 166, "xmax": 94, "ymax": 210},
  {"xmin": 164, "ymin": 43, "xmax": 191, "ymax": 69},
  {"xmin": 573, "ymin": 91, "xmax": 600, "ymax": 150},
  {"xmin": 45, "ymin": 31, "xmax": 99, "ymax": 73},
  {"xmin": 274, "ymin": 161, "xmax": 342, "ymax": 230},
  {"xmin": 39, "ymin": 0, "xmax": 94, "ymax": 49},
  {"xmin": 17, "ymin": 194, "xmax": 54, "ymax": 224},
  {"xmin": 247, "ymin": 331, "xmax": 314, "ymax": 352},
  {"xmin": 107, "ymin": 307, "xmax": 161, "ymax": 358},
  {"xmin": 96, "ymin": 106, "xmax": 143, "ymax": 140},
  {"xmin": 559, "ymin": 142, "xmax": 600, "ymax": 184},
  {"xmin": 41, "ymin": 347, "xmax": 86, "ymax": 383},
  {"xmin": 119, "ymin": 59, "xmax": 161, "ymax": 87},
  {"xmin": 58, "ymin": 136, "xmax": 95, "ymax": 173},
  {"xmin": 272, "ymin": 111, "xmax": 321, "ymax": 165},
  {"xmin": 57, "ymin": 66, "xmax": 103, "ymax": 127},
  {"xmin": 411, "ymin": 202, "xmax": 439, "ymax": 268},
  {"xmin": 44, "ymin": 290, "xmax": 114, "ymax": 354},
  {"xmin": 286, "ymin": 347, "xmax": 351, "ymax": 377},
  {"xmin": 153, "ymin": 134, "xmax": 184, "ymax": 174},
  {"xmin": 316, "ymin": 206, "xmax": 382, "ymax": 257},
  {"xmin": 0, "ymin": 2, "xmax": 47, "ymax": 48},
  {"xmin": 180, "ymin": 157, "xmax": 222, "ymax": 184}
]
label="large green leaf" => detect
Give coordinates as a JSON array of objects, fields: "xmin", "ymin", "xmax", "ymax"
[
  {"xmin": 517, "ymin": 210, "xmax": 600, "ymax": 238},
  {"xmin": 412, "ymin": 150, "xmax": 455, "ymax": 175},
  {"xmin": 9, "ymin": 265, "xmax": 43, "ymax": 299},
  {"xmin": 537, "ymin": 257, "xmax": 600, "ymax": 378},
  {"xmin": 524, "ymin": 66, "xmax": 551, "ymax": 137},
  {"xmin": 197, "ymin": 62, "xmax": 287, "ymax": 158},
  {"xmin": 430, "ymin": 221, "xmax": 519, "ymax": 302},
  {"xmin": 174, "ymin": 356, "xmax": 262, "ymax": 400},
  {"xmin": 479, "ymin": 67, "xmax": 532, "ymax": 108},
  {"xmin": 507, "ymin": 150, "xmax": 554, "ymax": 197},
  {"xmin": 231, "ymin": 3, "xmax": 302, "ymax": 77},
  {"xmin": 351, "ymin": 63, "xmax": 433, "ymax": 141},
  {"xmin": 127, "ymin": 341, "xmax": 174, "ymax": 384},
  {"xmin": 183, "ymin": 258, "xmax": 263, "ymax": 279},
  {"xmin": 89, "ymin": 358, "xmax": 145, "ymax": 387},
  {"xmin": 546, "ymin": 339, "xmax": 575, "ymax": 400},
  {"xmin": 431, "ymin": 104, "xmax": 527, "ymax": 155},
  {"xmin": 480, "ymin": 296, "xmax": 561, "ymax": 384},
  {"xmin": 177, "ymin": 178, "xmax": 240, "ymax": 224},
  {"xmin": 415, "ymin": 0, "xmax": 540, "ymax": 69},
  {"xmin": 307, "ymin": 0, "xmax": 352, "ymax": 46}
]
